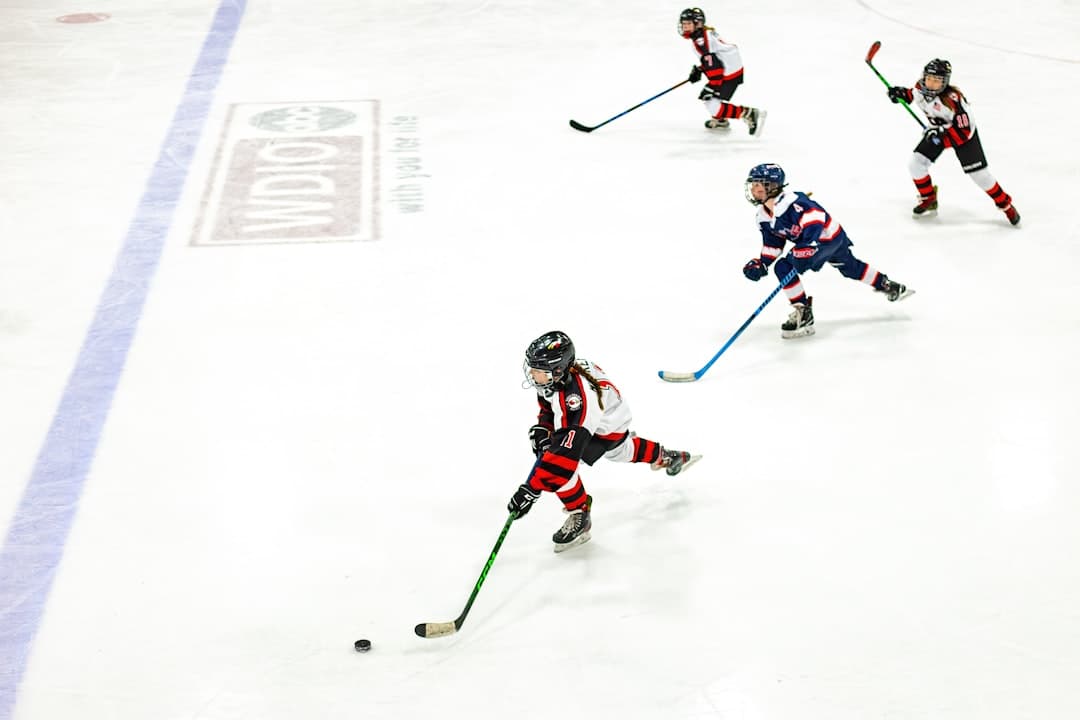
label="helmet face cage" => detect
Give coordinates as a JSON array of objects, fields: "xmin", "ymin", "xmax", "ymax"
[
  {"xmin": 524, "ymin": 331, "xmax": 576, "ymax": 397},
  {"xmin": 920, "ymin": 58, "xmax": 952, "ymax": 100},
  {"xmin": 744, "ymin": 163, "xmax": 786, "ymax": 205},
  {"xmin": 678, "ymin": 7, "xmax": 705, "ymax": 35}
]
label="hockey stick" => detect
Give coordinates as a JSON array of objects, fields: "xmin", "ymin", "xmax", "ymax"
[
  {"xmin": 414, "ymin": 511, "xmax": 517, "ymax": 638},
  {"xmin": 658, "ymin": 267, "xmax": 797, "ymax": 383},
  {"xmin": 865, "ymin": 40, "xmax": 926, "ymax": 129},
  {"xmin": 569, "ymin": 79, "xmax": 691, "ymax": 133}
]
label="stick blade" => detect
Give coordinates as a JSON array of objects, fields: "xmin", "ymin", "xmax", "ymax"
[
  {"xmin": 658, "ymin": 370, "xmax": 699, "ymax": 383},
  {"xmin": 415, "ymin": 621, "xmax": 457, "ymax": 639},
  {"xmin": 865, "ymin": 40, "xmax": 881, "ymax": 63},
  {"xmin": 569, "ymin": 119, "xmax": 595, "ymax": 133}
]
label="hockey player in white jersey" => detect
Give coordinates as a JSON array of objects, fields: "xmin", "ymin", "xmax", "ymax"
[
  {"xmin": 679, "ymin": 7, "xmax": 765, "ymax": 136},
  {"xmin": 887, "ymin": 59, "xmax": 1020, "ymax": 225},
  {"xmin": 508, "ymin": 331, "xmax": 700, "ymax": 552}
]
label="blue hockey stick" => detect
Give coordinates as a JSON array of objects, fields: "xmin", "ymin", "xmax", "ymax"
[
  {"xmin": 569, "ymin": 79, "xmax": 691, "ymax": 133},
  {"xmin": 658, "ymin": 268, "xmax": 797, "ymax": 383}
]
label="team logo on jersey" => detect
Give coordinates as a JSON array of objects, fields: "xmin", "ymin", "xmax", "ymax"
[
  {"xmin": 791, "ymin": 246, "xmax": 817, "ymax": 259},
  {"xmin": 775, "ymin": 224, "xmax": 800, "ymax": 239},
  {"xmin": 695, "ymin": 38, "xmax": 705, "ymax": 46},
  {"xmin": 565, "ymin": 394, "xmax": 583, "ymax": 411}
]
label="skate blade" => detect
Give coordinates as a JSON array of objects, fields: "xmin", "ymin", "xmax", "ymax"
[
  {"xmin": 553, "ymin": 531, "xmax": 591, "ymax": 553},
  {"xmin": 912, "ymin": 208, "xmax": 938, "ymax": 218},
  {"xmin": 781, "ymin": 325, "xmax": 816, "ymax": 339},
  {"xmin": 667, "ymin": 454, "xmax": 703, "ymax": 476},
  {"xmin": 892, "ymin": 288, "xmax": 916, "ymax": 302},
  {"xmin": 750, "ymin": 109, "xmax": 767, "ymax": 137}
]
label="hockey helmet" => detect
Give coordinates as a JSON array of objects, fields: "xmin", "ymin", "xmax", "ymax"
[
  {"xmin": 679, "ymin": 7, "xmax": 705, "ymax": 37},
  {"xmin": 920, "ymin": 58, "xmax": 952, "ymax": 100},
  {"xmin": 524, "ymin": 331, "xmax": 576, "ymax": 397},
  {"xmin": 744, "ymin": 163, "xmax": 787, "ymax": 205}
]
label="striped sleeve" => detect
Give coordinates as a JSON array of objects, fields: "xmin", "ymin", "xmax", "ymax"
[{"xmin": 797, "ymin": 208, "xmax": 842, "ymax": 243}]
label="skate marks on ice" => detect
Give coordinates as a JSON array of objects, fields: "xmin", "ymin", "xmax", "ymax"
[{"xmin": 856, "ymin": 0, "xmax": 1080, "ymax": 64}]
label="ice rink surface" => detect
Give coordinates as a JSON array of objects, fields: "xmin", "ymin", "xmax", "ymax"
[{"xmin": 2, "ymin": 1, "xmax": 1079, "ymax": 718}]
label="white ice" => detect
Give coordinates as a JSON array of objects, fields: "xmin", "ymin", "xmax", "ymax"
[{"xmin": 2, "ymin": 1, "xmax": 1079, "ymax": 719}]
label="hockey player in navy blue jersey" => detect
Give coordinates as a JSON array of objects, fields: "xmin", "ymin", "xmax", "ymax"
[
  {"xmin": 741, "ymin": 164, "xmax": 913, "ymax": 339},
  {"xmin": 508, "ymin": 331, "xmax": 699, "ymax": 552},
  {"xmin": 886, "ymin": 59, "xmax": 1020, "ymax": 225},
  {"xmin": 679, "ymin": 7, "xmax": 765, "ymax": 136}
]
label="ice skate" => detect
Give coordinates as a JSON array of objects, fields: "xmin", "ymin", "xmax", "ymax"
[
  {"xmin": 743, "ymin": 107, "xmax": 766, "ymax": 137},
  {"xmin": 912, "ymin": 187, "xmax": 938, "ymax": 217},
  {"xmin": 553, "ymin": 495, "xmax": 592, "ymax": 553},
  {"xmin": 650, "ymin": 448, "xmax": 702, "ymax": 477},
  {"xmin": 704, "ymin": 118, "xmax": 730, "ymax": 130},
  {"xmin": 877, "ymin": 277, "xmax": 915, "ymax": 302},
  {"xmin": 781, "ymin": 297, "xmax": 815, "ymax": 338},
  {"xmin": 1004, "ymin": 204, "xmax": 1020, "ymax": 226}
]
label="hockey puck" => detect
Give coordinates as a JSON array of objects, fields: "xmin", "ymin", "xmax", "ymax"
[{"xmin": 354, "ymin": 639, "xmax": 372, "ymax": 652}]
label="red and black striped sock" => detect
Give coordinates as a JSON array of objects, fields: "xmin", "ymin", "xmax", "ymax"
[
  {"xmin": 556, "ymin": 478, "xmax": 589, "ymax": 511},
  {"xmin": 914, "ymin": 175, "xmax": 935, "ymax": 199},
  {"xmin": 630, "ymin": 437, "xmax": 662, "ymax": 464},
  {"xmin": 985, "ymin": 182, "xmax": 1012, "ymax": 209}
]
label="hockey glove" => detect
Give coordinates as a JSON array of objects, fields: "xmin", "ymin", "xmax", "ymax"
[
  {"xmin": 922, "ymin": 125, "xmax": 944, "ymax": 147},
  {"xmin": 508, "ymin": 483, "xmax": 541, "ymax": 518},
  {"xmin": 688, "ymin": 65, "xmax": 703, "ymax": 83},
  {"xmin": 528, "ymin": 424, "xmax": 553, "ymax": 457},
  {"xmin": 887, "ymin": 86, "xmax": 911, "ymax": 104},
  {"xmin": 743, "ymin": 258, "xmax": 768, "ymax": 281}
]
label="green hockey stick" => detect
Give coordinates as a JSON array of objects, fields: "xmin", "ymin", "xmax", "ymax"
[
  {"xmin": 415, "ymin": 511, "xmax": 517, "ymax": 638},
  {"xmin": 866, "ymin": 40, "xmax": 926, "ymax": 129}
]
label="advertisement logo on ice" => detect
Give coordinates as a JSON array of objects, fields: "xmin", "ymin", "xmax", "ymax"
[{"xmin": 192, "ymin": 101, "xmax": 380, "ymax": 246}]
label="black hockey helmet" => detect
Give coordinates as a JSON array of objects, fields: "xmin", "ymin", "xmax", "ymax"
[
  {"xmin": 679, "ymin": 7, "xmax": 705, "ymax": 36},
  {"xmin": 920, "ymin": 58, "xmax": 952, "ymax": 100},
  {"xmin": 524, "ymin": 331, "xmax": 576, "ymax": 396}
]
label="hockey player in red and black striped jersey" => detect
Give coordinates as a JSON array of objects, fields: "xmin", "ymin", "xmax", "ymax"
[
  {"xmin": 887, "ymin": 59, "xmax": 1020, "ymax": 226},
  {"xmin": 678, "ymin": 7, "xmax": 765, "ymax": 136},
  {"xmin": 507, "ymin": 331, "xmax": 700, "ymax": 553}
]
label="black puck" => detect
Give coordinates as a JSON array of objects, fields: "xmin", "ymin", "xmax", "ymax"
[{"xmin": 354, "ymin": 639, "xmax": 372, "ymax": 652}]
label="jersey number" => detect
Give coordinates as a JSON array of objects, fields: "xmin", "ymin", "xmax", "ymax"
[{"xmin": 561, "ymin": 430, "xmax": 576, "ymax": 449}]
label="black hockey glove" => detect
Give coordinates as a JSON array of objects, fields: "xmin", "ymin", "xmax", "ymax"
[
  {"xmin": 688, "ymin": 65, "xmax": 703, "ymax": 83},
  {"xmin": 887, "ymin": 86, "xmax": 910, "ymax": 104},
  {"xmin": 528, "ymin": 424, "xmax": 553, "ymax": 457},
  {"xmin": 508, "ymin": 483, "xmax": 541, "ymax": 518},
  {"xmin": 743, "ymin": 258, "xmax": 768, "ymax": 281},
  {"xmin": 923, "ymin": 125, "xmax": 944, "ymax": 146}
]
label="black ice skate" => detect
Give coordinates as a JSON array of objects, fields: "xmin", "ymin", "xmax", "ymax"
[
  {"xmin": 877, "ymin": 277, "xmax": 915, "ymax": 302},
  {"xmin": 651, "ymin": 448, "xmax": 702, "ymax": 476},
  {"xmin": 743, "ymin": 107, "xmax": 767, "ymax": 136},
  {"xmin": 913, "ymin": 187, "xmax": 938, "ymax": 217},
  {"xmin": 705, "ymin": 118, "xmax": 730, "ymax": 130},
  {"xmin": 1004, "ymin": 204, "xmax": 1021, "ymax": 226},
  {"xmin": 781, "ymin": 297, "xmax": 815, "ymax": 338},
  {"xmin": 553, "ymin": 495, "xmax": 592, "ymax": 553}
]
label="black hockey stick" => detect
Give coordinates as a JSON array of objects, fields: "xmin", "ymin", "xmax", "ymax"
[
  {"xmin": 414, "ymin": 511, "xmax": 517, "ymax": 638},
  {"xmin": 865, "ymin": 40, "xmax": 926, "ymax": 129},
  {"xmin": 569, "ymin": 79, "xmax": 691, "ymax": 133},
  {"xmin": 658, "ymin": 267, "xmax": 797, "ymax": 383}
]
